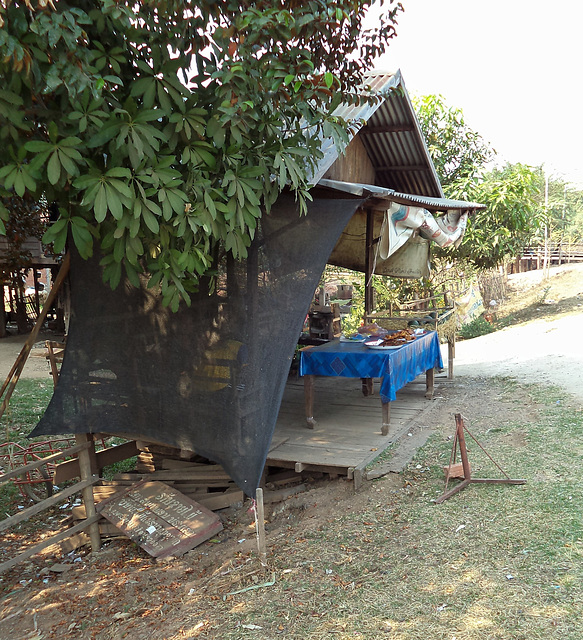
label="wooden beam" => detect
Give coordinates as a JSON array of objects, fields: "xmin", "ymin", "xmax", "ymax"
[
  {"xmin": 375, "ymin": 165, "xmax": 428, "ymax": 173},
  {"xmin": 53, "ymin": 440, "xmax": 139, "ymax": 484},
  {"xmin": 361, "ymin": 124, "xmax": 415, "ymax": 134},
  {"xmin": 0, "ymin": 477, "xmax": 98, "ymax": 532},
  {"xmin": 255, "ymin": 488, "xmax": 267, "ymax": 567},
  {"xmin": 0, "ymin": 515, "xmax": 100, "ymax": 574},
  {"xmin": 75, "ymin": 434, "xmax": 101, "ymax": 552},
  {"xmin": 364, "ymin": 209, "xmax": 374, "ymax": 316},
  {"xmin": 434, "ymin": 479, "xmax": 471, "ymax": 504},
  {"xmin": 0, "ymin": 441, "xmax": 90, "ymax": 485}
]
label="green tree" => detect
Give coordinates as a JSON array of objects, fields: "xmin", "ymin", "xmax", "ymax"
[
  {"xmin": 414, "ymin": 94, "xmax": 544, "ymax": 269},
  {"xmin": 412, "ymin": 94, "xmax": 494, "ymax": 195},
  {"xmin": 459, "ymin": 163, "xmax": 543, "ymax": 269},
  {"xmin": 544, "ymin": 178, "xmax": 583, "ymax": 249},
  {"xmin": 0, "ymin": 0, "xmax": 402, "ymax": 310}
]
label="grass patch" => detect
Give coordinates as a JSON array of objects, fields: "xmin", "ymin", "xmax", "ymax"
[
  {"xmin": 183, "ymin": 382, "xmax": 583, "ymax": 640},
  {"xmin": 0, "ymin": 378, "xmax": 136, "ymax": 516},
  {"xmin": 1, "ymin": 378, "xmax": 54, "ymax": 442},
  {"xmin": 458, "ymin": 316, "xmax": 496, "ymax": 340}
]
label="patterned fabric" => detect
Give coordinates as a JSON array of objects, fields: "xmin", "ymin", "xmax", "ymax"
[{"xmin": 299, "ymin": 332, "xmax": 443, "ymax": 403}]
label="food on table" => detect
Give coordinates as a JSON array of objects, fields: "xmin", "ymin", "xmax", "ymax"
[{"xmin": 376, "ymin": 328, "xmax": 416, "ymax": 346}]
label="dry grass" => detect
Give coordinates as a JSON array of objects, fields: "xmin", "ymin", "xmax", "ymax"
[
  {"xmin": 157, "ymin": 381, "xmax": 583, "ymax": 640},
  {"xmin": 3, "ymin": 377, "xmax": 580, "ymax": 640}
]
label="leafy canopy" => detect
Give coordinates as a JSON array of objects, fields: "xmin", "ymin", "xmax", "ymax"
[
  {"xmin": 0, "ymin": 0, "xmax": 402, "ymax": 309},
  {"xmin": 414, "ymin": 94, "xmax": 545, "ymax": 269},
  {"xmin": 459, "ymin": 163, "xmax": 543, "ymax": 269},
  {"xmin": 412, "ymin": 94, "xmax": 494, "ymax": 196}
]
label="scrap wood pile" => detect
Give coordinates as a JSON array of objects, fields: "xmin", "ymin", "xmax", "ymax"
[{"xmin": 70, "ymin": 441, "xmax": 308, "ymax": 540}]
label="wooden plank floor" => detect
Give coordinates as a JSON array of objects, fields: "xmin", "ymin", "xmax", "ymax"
[{"xmin": 267, "ymin": 374, "xmax": 438, "ymax": 476}]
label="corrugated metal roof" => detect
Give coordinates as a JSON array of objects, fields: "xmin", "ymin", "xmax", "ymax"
[
  {"xmin": 311, "ymin": 70, "xmax": 444, "ymax": 198},
  {"xmin": 317, "ymin": 179, "xmax": 486, "ymax": 212}
]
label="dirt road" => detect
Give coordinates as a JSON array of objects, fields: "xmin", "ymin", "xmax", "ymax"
[
  {"xmin": 451, "ymin": 263, "xmax": 583, "ymax": 404},
  {"xmin": 0, "ymin": 332, "xmax": 62, "ymax": 384},
  {"xmin": 452, "ymin": 312, "xmax": 583, "ymax": 403}
]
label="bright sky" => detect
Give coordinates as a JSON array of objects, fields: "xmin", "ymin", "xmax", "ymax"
[{"xmin": 369, "ymin": 0, "xmax": 583, "ymax": 187}]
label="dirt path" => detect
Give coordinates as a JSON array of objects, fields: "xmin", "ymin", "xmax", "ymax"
[
  {"xmin": 452, "ymin": 312, "xmax": 583, "ymax": 403},
  {"xmin": 0, "ymin": 331, "xmax": 64, "ymax": 384},
  {"xmin": 451, "ymin": 263, "xmax": 583, "ymax": 404}
]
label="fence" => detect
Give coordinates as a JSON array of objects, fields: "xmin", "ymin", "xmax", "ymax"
[{"xmin": 512, "ymin": 243, "xmax": 583, "ymax": 273}]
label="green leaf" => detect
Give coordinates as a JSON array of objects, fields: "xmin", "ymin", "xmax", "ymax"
[
  {"xmin": 106, "ymin": 167, "xmax": 131, "ymax": 179},
  {"xmin": 105, "ymin": 183, "xmax": 123, "ymax": 219},
  {"xmin": 71, "ymin": 220, "xmax": 94, "ymax": 259},
  {"xmin": 13, "ymin": 172, "xmax": 26, "ymax": 197},
  {"xmin": 94, "ymin": 185, "xmax": 108, "ymax": 222},
  {"xmin": 125, "ymin": 260, "xmax": 141, "ymax": 287},
  {"xmin": 24, "ymin": 140, "xmax": 52, "ymax": 152},
  {"xmin": 47, "ymin": 152, "xmax": 61, "ymax": 185},
  {"xmin": 43, "ymin": 218, "xmax": 69, "ymax": 253},
  {"xmin": 142, "ymin": 207, "xmax": 159, "ymax": 233}
]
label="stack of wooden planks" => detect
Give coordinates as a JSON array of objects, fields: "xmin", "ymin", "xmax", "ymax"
[
  {"xmin": 70, "ymin": 442, "xmax": 244, "ymax": 539},
  {"xmin": 69, "ymin": 440, "xmax": 311, "ymax": 540}
]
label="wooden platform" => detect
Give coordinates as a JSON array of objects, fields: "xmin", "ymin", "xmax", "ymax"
[{"xmin": 267, "ymin": 374, "xmax": 441, "ymax": 488}]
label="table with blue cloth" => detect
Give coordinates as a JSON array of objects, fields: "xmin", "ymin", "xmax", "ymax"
[{"xmin": 299, "ymin": 331, "xmax": 443, "ymax": 435}]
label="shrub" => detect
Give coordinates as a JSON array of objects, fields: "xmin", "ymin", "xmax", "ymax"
[{"xmin": 458, "ymin": 316, "xmax": 496, "ymax": 339}]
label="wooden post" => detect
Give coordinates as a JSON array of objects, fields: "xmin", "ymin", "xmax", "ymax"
[
  {"xmin": 361, "ymin": 378, "xmax": 374, "ymax": 396},
  {"xmin": 455, "ymin": 414, "xmax": 471, "ymax": 480},
  {"xmin": 447, "ymin": 337, "xmax": 455, "ymax": 380},
  {"xmin": 75, "ymin": 433, "xmax": 101, "ymax": 552},
  {"xmin": 32, "ymin": 268, "xmax": 41, "ymax": 317},
  {"xmin": 304, "ymin": 374, "xmax": 316, "ymax": 429},
  {"xmin": 381, "ymin": 401, "xmax": 390, "ymax": 436},
  {"xmin": 425, "ymin": 367, "xmax": 435, "ymax": 399},
  {"xmin": 364, "ymin": 209, "xmax": 374, "ymax": 317},
  {"xmin": 0, "ymin": 283, "xmax": 6, "ymax": 339},
  {"xmin": 255, "ymin": 488, "xmax": 267, "ymax": 567}
]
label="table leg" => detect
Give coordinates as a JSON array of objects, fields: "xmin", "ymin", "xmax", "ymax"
[
  {"xmin": 381, "ymin": 401, "xmax": 390, "ymax": 436},
  {"xmin": 361, "ymin": 377, "xmax": 374, "ymax": 396},
  {"xmin": 425, "ymin": 367, "xmax": 434, "ymax": 399},
  {"xmin": 304, "ymin": 375, "xmax": 316, "ymax": 429}
]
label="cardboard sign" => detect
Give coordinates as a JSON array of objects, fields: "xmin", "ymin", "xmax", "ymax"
[
  {"xmin": 97, "ymin": 480, "xmax": 223, "ymax": 558},
  {"xmin": 455, "ymin": 284, "xmax": 485, "ymax": 326}
]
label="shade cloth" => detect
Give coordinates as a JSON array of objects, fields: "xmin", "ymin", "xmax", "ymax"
[
  {"xmin": 299, "ymin": 332, "xmax": 443, "ymax": 403},
  {"xmin": 30, "ymin": 193, "xmax": 366, "ymax": 498}
]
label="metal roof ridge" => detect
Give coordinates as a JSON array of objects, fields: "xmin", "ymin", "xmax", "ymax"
[{"xmin": 317, "ymin": 178, "xmax": 485, "ymax": 211}]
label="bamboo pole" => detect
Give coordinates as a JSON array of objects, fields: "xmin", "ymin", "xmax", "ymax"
[{"xmin": 0, "ymin": 253, "xmax": 70, "ymax": 432}]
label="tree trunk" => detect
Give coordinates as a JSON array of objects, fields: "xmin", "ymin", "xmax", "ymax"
[{"xmin": 0, "ymin": 285, "xmax": 6, "ymax": 338}]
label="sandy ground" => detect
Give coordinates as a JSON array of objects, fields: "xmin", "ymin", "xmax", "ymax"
[
  {"xmin": 451, "ymin": 312, "xmax": 583, "ymax": 402},
  {"xmin": 0, "ymin": 332, "xmax": 64, "ymax": 384},
  {"xmin": 450, "ymin": 263, "xmax": 583, "ymax": 404}
]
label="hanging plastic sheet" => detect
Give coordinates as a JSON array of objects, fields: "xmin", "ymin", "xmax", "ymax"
[{"xmin": 378, "ymin": 203, "xmax": 468, "ymax": 260}]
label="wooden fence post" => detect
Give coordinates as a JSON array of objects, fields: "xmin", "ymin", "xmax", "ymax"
[{"xmin": 75, "ymin": 433, "xmax": 101, "ymax": 552}]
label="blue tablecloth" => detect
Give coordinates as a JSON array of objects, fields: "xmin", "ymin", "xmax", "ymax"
[{"xmin": 299, "ymin": 331, "xmax": 443, "ymax": 403}]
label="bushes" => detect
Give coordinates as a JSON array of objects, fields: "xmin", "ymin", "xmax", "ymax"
[{"xmin": 458, "ymin": 315, "xmax": 496, "ymax": 339}]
